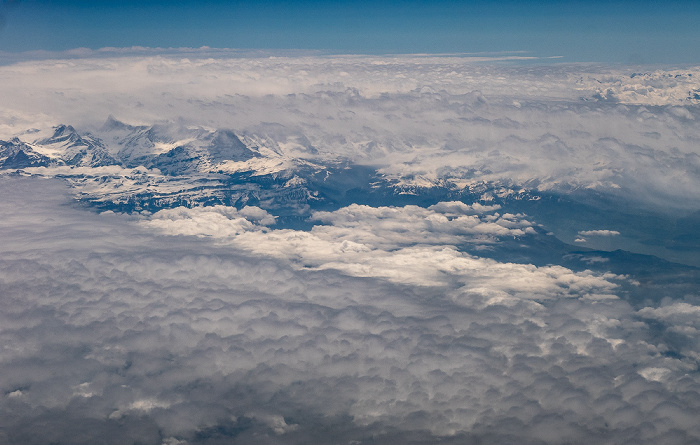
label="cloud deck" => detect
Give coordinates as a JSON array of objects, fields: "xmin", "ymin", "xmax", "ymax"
[{"xmin": 1, "ymin": 54, "xmax": 700, "ymax": 444}]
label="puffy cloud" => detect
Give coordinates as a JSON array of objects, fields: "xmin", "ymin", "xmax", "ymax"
[
  {"xmin": 145, "ymin": 203, "xmax": 609, "ymax": 294},
  {"xmin": 1, "ymin": 177, "xmax": 700, "ymax": 444},
  {"xmin": 579, "ymin": 229, "xmax": 621, "ymax": 236},
  {"xmin": 578, "ymin": 69, "xmax": 700, "ymax": 106},
  {"xmin": 2, "ymin": 51, "xmax": 700, "ymax": 444}
]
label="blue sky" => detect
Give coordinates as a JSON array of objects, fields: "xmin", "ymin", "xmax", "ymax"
[{"xmin": 1, "ymin": 0, "xmax": 700, "ymax": 63}]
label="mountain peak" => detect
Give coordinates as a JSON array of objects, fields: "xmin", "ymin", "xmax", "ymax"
[
  {"xmin": 208, "ymin": 129, "xmax": 258, "ymax": 162},
  {"xmin": 52, "ymin": 124, "xmax": 77, "ymax": 138},
  {"xmin": 102, "ymin": 115, "xmax": 138, "ymax": 132}
]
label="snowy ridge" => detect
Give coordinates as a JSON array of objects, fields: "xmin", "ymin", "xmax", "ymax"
[
  {"xmin": 2, "ymin": 117, "xmax": 261, "ymax": 173},
  {"xmin": 2, "ymin": 111, "xmax": 700, "ymax": 220}
]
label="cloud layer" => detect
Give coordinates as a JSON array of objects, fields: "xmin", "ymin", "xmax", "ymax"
[
  {"xmin": 1, "ymin": 54, "xmax": 700, "ymax": 209},
  {"xmin": 2, "ymin": 177, "xmax": 700, "ymax": 444},
  {"xmin": 1, "ymin": 52, "xmax": 700, "ymax": 444}
]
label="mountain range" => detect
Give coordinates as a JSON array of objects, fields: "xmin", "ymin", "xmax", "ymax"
[{"xmin": 2, "ymin": 116, "xmax": 699, "ymax": 277}]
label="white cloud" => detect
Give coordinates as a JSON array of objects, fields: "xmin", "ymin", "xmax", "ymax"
[
  {"xmin": 1, "ymin": 55, "xmax": 700, "ymax": 209},
  {"xmin": 578, "ymin": 229, "xmax": 621, "ymax": 236},
  {"xmin": 578, "ymin": 69, "xmax": 700, "ymax": 106},
  {"xmin": 2, "ymin": 177, "xmax": 699, "ymax": 443},
  {"xmin": 144, "ymin": 203, "xmax": 610, "ymax": 296},
  {"xmin": 109, "ymin": 399, "xmax": 173, "ymax": 419},
  {"xmin": 638, "ymin": 302, "xmax": 700, "ymax": 328}
]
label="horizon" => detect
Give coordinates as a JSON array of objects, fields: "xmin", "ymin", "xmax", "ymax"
[{"xmin": 1, "ymin": 0, "xmax": 700, "ymax": 64}]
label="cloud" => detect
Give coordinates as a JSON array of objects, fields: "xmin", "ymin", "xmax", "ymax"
[
  {"xmin": 578, "ymin": 230, "xmax": 621, "ymax": 236},
  {"xmin": 2, "ymin": 52, "xmax": 700, "ymax": 444},
  {"xmin": 145, "ymin": 203, "xmax": 603, "ymax": 294},
  {"xmin": 580, "ymin": 69, "xmax": 700, "ymax": 106},
  {"xmin": 2, "ymin": 177, "xmax": 700, "ymax": 444},
  {"xmin": 2, "ymin": 54, "xmax": 699, "ymax": 211}
]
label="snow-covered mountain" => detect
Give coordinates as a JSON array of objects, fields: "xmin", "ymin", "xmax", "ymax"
[
  {"xmin": 36, "ymin": 124, "xmax": 118, "ymax": 167},
  {"xmin": 0, "ymin": 118, "xmax": 328, "ymax": 217},
  {"xmin": 0, "ymin": 138, "xmax": 52, "ymax": 168},
  {"xmin": 2, "ymin": 116, "xmax": 699, "ymax": 269},
  {"xmin": 17, "ymin": 117, "xmax": 262, "ymax": 173},
  {"xmin": 0, "ymin": 117, "xmax": 508, "ymax": 216}
]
